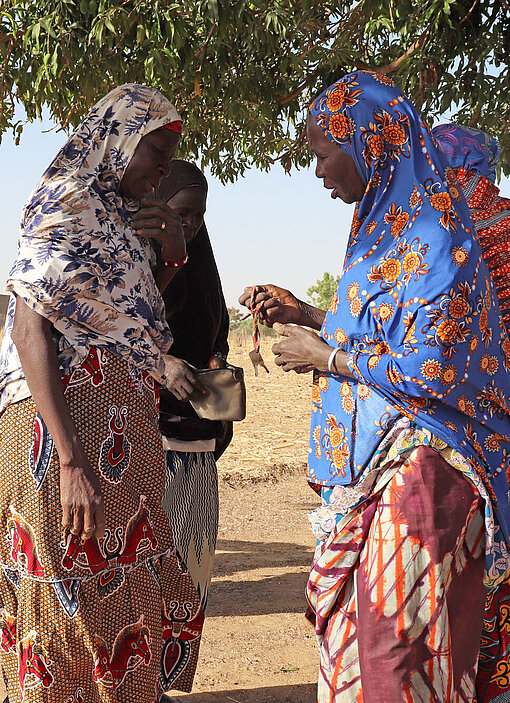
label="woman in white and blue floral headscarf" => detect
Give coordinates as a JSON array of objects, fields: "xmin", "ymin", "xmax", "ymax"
[{"xmin": 0, "ymin": 84, "xmax": 204, "ymax": 702}]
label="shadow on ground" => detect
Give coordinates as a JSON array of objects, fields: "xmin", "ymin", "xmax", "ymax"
[
  {"xmin": 213, "ymin": 538, "xmax": 314, "ymax": 577},
  {"xmin": 206, "ymin": 570, "xmax": 310, "ymax": 617},
  {"xmin": 164, "ymin": 682, "xmax": 316, "ymax": 702}
]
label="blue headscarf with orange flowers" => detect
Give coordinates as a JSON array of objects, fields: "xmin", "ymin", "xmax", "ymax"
[{"xmin": 307, "ymin": 71, "xmax": 510, "ymax": 542}]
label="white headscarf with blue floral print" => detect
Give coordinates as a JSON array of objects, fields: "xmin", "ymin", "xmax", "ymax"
[{"xmin": 0, "ymin": 83, "xmax": 180, "ymax": 413}]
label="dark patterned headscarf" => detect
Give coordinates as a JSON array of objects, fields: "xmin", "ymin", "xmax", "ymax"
[{"xmin": 432, "ymin": 123, "xmax": 500, "ymax": 183}]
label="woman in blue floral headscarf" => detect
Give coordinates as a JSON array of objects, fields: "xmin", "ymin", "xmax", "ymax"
[
  {"xmin": 0, "ymin": 85, "xmax": 204, "ymax": 702},
  {"xmin": 240, "ymin": 72, "xmax": 510, "ymax": 701}
]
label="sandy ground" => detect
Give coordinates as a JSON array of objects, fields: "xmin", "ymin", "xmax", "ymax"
[
  {"xmin": 170, "ymin": 337, "xmax": 320, "ymax": 703},
  {"xmin": 1, "ymin": 338, "xmax": 321, "ymax": 702}
]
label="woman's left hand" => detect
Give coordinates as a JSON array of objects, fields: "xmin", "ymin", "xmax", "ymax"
[
  {"xmin": 272, "ymin": 324, "xmax": 354, "ymax": 377},
  {"xmin": 271, "ymin": 324, "xmax": 325, "ymax": 373},
  {"xmin": 133, "ymin": 196, "xmax": 186, "ymax": 262}
]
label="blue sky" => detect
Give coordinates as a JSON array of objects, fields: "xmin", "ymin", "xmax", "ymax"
[{"xmin": 1, "ymin": 110, "xmax": 509, "ymax": 309}]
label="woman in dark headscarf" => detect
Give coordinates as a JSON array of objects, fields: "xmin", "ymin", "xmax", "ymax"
[
  {"xmin": 240, "ymin": 71, "xmax": 510, "ymax": 701},
  {"xmin": 155, "ymin": 161, "xmax": 231, "ymax": 609}
]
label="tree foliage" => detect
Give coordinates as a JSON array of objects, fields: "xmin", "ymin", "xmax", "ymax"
[
  {"xmin": 307, "ymin": 271, "xmax": 340, "ymax": 311},
  {"xmin": 1, "ymin": 0, "xmax": 509, "ymax": 181}
]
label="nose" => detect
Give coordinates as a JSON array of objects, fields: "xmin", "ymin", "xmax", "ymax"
[{"xmin": 315, "ymin": 160, "xmax": 323, "ymax": 179}]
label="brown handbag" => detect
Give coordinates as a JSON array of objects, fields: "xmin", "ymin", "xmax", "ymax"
[{"xmin": 189, "ymin": 364, "xmax": 246, "ymax": 421}]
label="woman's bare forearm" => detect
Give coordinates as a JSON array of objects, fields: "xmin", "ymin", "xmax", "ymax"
[
  {"xmin": 11, "ymin": 297, "xmax": 85, "ymax": 466},
  {"xmin": 296, "ymin": 300, "xmax": 327, "ymax": 330},
  {"xmin": 153, "ymin": 263, "xmax": 181, "ymax": 292}
]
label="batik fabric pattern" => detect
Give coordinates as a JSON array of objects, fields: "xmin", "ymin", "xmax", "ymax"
[
  {"xmin": 162, "ymin": 451, "xmax": 219, "ymax": 609},
  {"xmin": 432, "ymin": 125, "xmax": 510, "ymax": 703},
  {"xmin": 0, "ymin": 349, "xmax": 203, "ymax": 703},
  {"xmin": 307, "ymin": 72, "xmax": 510, "ymax": 559},
  {"xmin": 308, "ymin": 444, "xmax": 486, "ymax": 703},
  {"xmin": 433, "ymin": 124, "xmax": 510, "ymax": 338},
  {"xmin": 0, "ymin": 83, "xmax": 181, "ymax": 416},
  {"xmin": 432, "ymin": 123, "xmax": 500, "ymax": 183}
]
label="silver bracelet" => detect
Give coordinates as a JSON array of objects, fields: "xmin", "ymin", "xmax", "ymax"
[{"xmin": 327, "ymin": 346, "xmax": 340, "ymax": 373}]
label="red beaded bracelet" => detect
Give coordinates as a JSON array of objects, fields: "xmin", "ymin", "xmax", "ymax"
[{"xmin": 162, "ymin": 253, "xmax": 189, "ymax": 268}]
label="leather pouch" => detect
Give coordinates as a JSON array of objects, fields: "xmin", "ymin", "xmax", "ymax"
[{"xmin": 189, "ymin": 365, "xmax": 246, "ymax": 421}]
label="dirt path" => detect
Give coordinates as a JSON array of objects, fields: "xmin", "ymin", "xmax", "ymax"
[
  {"xmin": 168, "ymin": 339, "xmax": 320, "ymax": 702},
  {"xmin": 166, "ymin": 474, "xmax": 319, "ymax": 703}
]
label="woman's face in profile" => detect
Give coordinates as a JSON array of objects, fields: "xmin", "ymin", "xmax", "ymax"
[
  {"xmin": 306, "ymin": 114, "xmax": 365, "ymax": 204},
  {"xmin": 120, "ymin": 129, "xmax": 180, "ymax": 200},
  {"xmin": 167, "ymin": 187, "xmax": 207, "ymax": 243}
]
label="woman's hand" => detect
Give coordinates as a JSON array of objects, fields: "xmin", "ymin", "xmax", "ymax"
[
  {"xmin": 207, "ymin": 354, "xmax": 227, "ymax": 369},
  {"xmin": 272, "ymin": 323, "xmax": 354, "ymax": 377},
  {"xmin": 133, "ymin": 197, "xmax": 186, "ymax": 263},
  {"xmin": 11, "ymin": 298, "xmax": 106, "ymax": 543},
  {"xmin": 163, "ymin": 354, "xmax": 206, "ymax": 401},
  {"xmin": 271, "ymin": 324, "xmax": 324, "ymax": 373},
  {"xmin": 60, "ymin": 453, "xmax": 105, "ymax": 541},
  {"xmin": 238, "ymin": 284, "xmax": 304, "ymax": 327}
]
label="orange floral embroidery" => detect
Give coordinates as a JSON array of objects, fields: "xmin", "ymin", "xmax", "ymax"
[
  {"xmin": 448, "ymin": 296, "xmax": 469, "ymax": 320},
  {"xmin": 430, "ymin": 191, "xmax": 452, "ymax": 212},
  {"xmin": 444, "ymin": 167, "xmax": 461, "ymax": 201},
  {"xmin": 367, "ymin": 134, "xmax": 384, "ymax": 159},
  {"xmin": 457, "ymin": 395, "xmax": 476, "ymax": 417},
  {"xmin": 347, "ymin": 282, "xmax": 359, "ymax": 300},
  {"xmin": 485, "ymin": 433, "xmax": 509, "ymax": 452},
  {"xmin": 382, "ymin": 124, "xmax": 406, "ymax": 146},
  {"xmin": 436, "ymin": 318, "xmax": 461, "ymax": 344},
  {"xmin": 330, "ymin": 426, "xmax": 344, "ymax": 448},
  {"xmin": 357, "ymin": 384, "xmax": 371, "ymax": 399},
  {"xmin": 368, "ymin": 355, "xmax": 381, "ymax": 370},
  {"xmin": 350, "ymin": 298, "xmax": 362, "ymax": 317},
  {"xmin": 340, "ymin": 381, "xmax": 352, "ymax": 397},
  {"xmin": 373, "ymin": 341, "xmax": 391, "ymax": 355},
  {"xmin": 378, "ymin": 302, "xmax": 395, "ymax": 322},
  {"xmin": 318, "ymin": 376, "xmax": 329, "ymax": 391},
  {"xmin": 480, "ymin": 354, "xmax": 499, "ymax": 376},
  {"xmin": 332, "ymin": 446, "xmax": 349, "ymax": 471},
  {"xmin": 329, "ymin": 113, "xmax": 355, "ymax": 141},
  {"xmin": 326, "ymin": 85, "xmax": 348, "ymax": 112},
  {"xmin": 384, "ymin": 203, "xmax": 409, "ymax": 239},
  {"xmin": 386, "ymin": 366, "xmax": 402, "ymax": 385},
  {"xmin": 480, "ymin": 307, "xmax": 488, "ymax": 330},
  {"xmin": 402, "ymin": 252, "xmax": 420, "ymax": 274},
  {"xmin": 441, "ymin": 365, "xmax": 457, "ymax": 384},
  {"xmin": 421, "ymin": 358, "xmax": 442, "ymax": 380},
  {"xmin": 366, "ymin": 220, "xmax": 378, "ymax": 236},
  {"xmin": 409, "ymin": 186, "xmax": 421, "ymax": 209},
  {"xmin": 334, "ymin": 328, "xmax": 348, "ymax": 346},
  {"xmin": 451, "ymin": 246, "xmax": 469, "ymax": 267},
  {"xmin": 341, "ymin": 395, "xmax": 355, "ymax": 413},
  {"xmin": 380, "ymin": 258, "xmax": 401, "ymax": 282}
]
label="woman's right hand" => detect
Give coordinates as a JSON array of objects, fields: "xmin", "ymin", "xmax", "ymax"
[
  {"xmin": 60, "ymin": 453, "xmax": 105, "ymax": 542},
  {"xmin": 238, "ymin": 284, "xmax": 303, "ymax": 327},
  {"xmin": 163, "ymin": 354, "xmax": 206, "ymax": 401}
]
